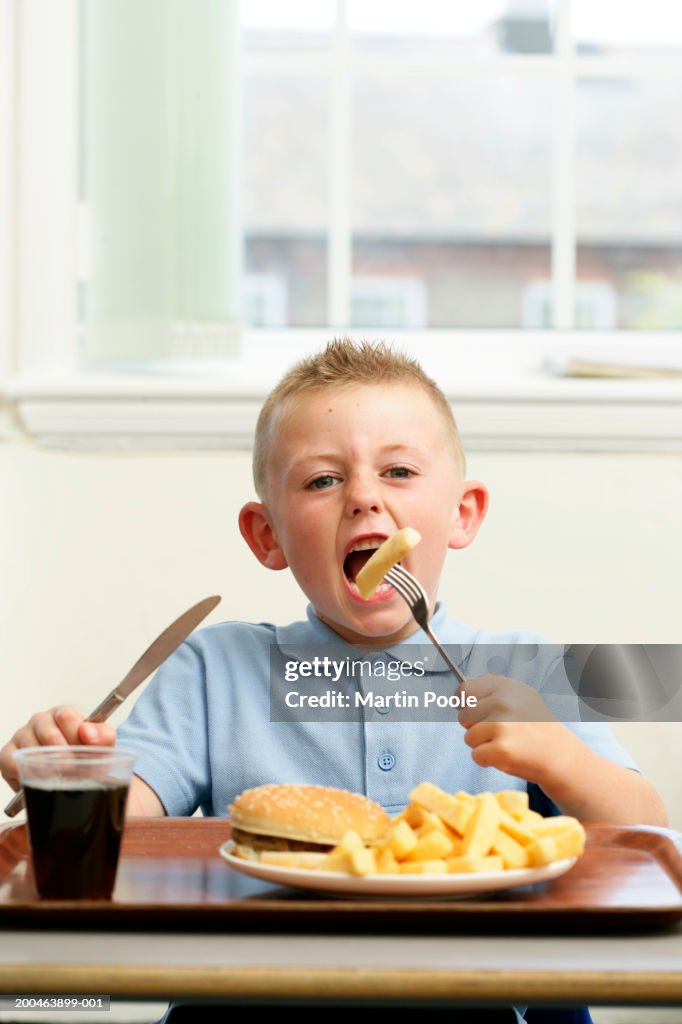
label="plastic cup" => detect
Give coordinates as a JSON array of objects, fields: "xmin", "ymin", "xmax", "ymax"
[{"xmin": 14, "ymin": 745, "xmax": 137, "ymax": 900}]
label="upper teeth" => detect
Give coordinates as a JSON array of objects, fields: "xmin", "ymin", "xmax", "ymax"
[{"xmin": 348, "ymin": 539, "xmax": 384, "ymax": 553}]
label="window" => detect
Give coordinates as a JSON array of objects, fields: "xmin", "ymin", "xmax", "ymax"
[
  {"xmin": 350, "ymin": 276, "xmax": 427, "ymax": 329},
  {"xmin": 523, "ymin": 281, "xmax": 617, "ymax": 330},
  {"xmin": 40, "ymin": 0, "xmax": 677, "ymax": 367},
  {"xmin": 3, "ymin": 1, "xmax": 682, "ymax": 452},
  {"xmin": 243, "ymin": 274, "xmax": 289, "ymax": 327}
]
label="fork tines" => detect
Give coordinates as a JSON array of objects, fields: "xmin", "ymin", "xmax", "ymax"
[{"xmin": 385, "ymin": 564, "xmax": 428, "ymax": 622}]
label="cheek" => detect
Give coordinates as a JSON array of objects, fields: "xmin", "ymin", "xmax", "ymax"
[{"xmin": 281, "ymin": 505, "xmax": 330, "ymax": 555}]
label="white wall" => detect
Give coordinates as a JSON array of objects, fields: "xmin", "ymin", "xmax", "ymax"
[{"xmin": 1, "ymin": 440, "xmax": 681, "ymax": 826}]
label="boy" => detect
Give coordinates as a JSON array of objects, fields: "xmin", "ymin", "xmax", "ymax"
[
  {"xmin": 0, "ymin": 340, "xmax": 667, "ymax": 1024},
  {"xmin": 0, "ymin": 338, "xmax": 666, "ymax": 827}
]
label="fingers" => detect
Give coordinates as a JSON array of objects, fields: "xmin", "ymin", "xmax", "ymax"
[
  {"xmin": 456, "ymin": 675, "xmax": 500, "ymax": 723},
  {"xmin": 0, "ymin": 742, "xmax": 21, "ymax": 791},
  {"xmin": 470, "ymin": 739, "xmax": 504, "ymax": 771},
  {"xmin": 53, "ymin": 706, "xmax": 87, "ymax": 744},
  {"xmin": 458, "ymin": 674, "xmax": 514, "ymax": 725},
  {"xmin": 0, "ymin": 707, "xmax": 74, "ymax": 791},
  {"xmin": 459, "ymin": 694, "xmax": 497, "ymax": 727},
  {"xmin": 77, "ymin": 721, "xmax": 116, "ymax": 746},
  {"xmin": 458, "ymin": 675, "xmax": 554, "ymax": 727},
  {"xmin": 26, "ymin": 706, "xmax": 88, "ymax": 747},
  {"xmin": 0, "ymin": 706, "xmax": 116, "ymax": 793},
  {"xmin": 458, "ymin": 675, "xmax": 497, "ymax": 702},
  {"xmin": 463, "ymin": 722, "xmax": 514, "ymax": 771},
  {"xmin": 462, "ymin": 721, "xmax": 498, "ymax": 750},
  {"xmin": 462, "ymin": 720, "xmax": 562, "ymax": 778}
]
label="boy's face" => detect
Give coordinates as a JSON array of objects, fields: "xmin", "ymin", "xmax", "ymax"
[{"xmin": 251, "ymin": 383, "xmax": 475, "ymax": 646}]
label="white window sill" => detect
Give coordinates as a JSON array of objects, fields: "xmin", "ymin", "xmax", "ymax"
[
  {"xmin": 2, "ymin": 368, "xmax": 682, "ymax": 453},
  {"xmin": 2, "ymin": 330, "xmax": 682, "ymax": 452}
]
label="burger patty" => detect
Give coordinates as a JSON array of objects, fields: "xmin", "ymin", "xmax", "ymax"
[{"xmin": 230, "ymin": 827, "xmax": 333, "ymax": 853}]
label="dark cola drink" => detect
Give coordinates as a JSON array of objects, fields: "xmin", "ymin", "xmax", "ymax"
[{"xmin": 23, "ymin": 779, "xmax": 129, "ymax": 899}]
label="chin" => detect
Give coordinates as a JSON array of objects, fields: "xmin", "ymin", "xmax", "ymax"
[{"xmin": 327, "ymin": 609, "xmax": 416, "ymax": 645}]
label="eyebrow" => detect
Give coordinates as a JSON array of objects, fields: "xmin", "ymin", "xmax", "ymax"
[{"xmin": 290, "ymin": 444, "xmax": 425, "ymax": 468}]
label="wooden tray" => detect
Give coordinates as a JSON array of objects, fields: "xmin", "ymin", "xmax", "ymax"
[{"xmin": 1, "ymin": 819, "xmax": 680, "ymax": 932}]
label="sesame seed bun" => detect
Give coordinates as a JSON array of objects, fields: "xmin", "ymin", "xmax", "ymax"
[{"xmin": 228, "ymin": 783, "xmax": 390, "ymax": 854}]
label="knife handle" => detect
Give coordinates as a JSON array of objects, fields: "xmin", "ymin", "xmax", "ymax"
[
  {"xmin": 4, "ymin": 790, "xmax": 24, "ymax": 818},
  {"xmin": 86, "ymin": 691, "xmax": 126, "ymax": 724}
]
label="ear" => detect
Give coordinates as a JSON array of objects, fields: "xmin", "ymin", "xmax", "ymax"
[
  {"xmin": 448, "ymin": 480, "xmax": 489, "ymax": 550},
  {"xmin": 238, "ymin": 501, "xmax": 289, "ymax": 571}
]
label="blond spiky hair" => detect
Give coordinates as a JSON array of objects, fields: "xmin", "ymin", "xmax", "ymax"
[{"xmin": 252, "ymin": 337, "xmax": 466, "ymax": 498}]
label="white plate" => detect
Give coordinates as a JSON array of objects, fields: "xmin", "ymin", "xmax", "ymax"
[{"xmin": 219, "ymin": 841, "xmax": 577, "ymax": 898}]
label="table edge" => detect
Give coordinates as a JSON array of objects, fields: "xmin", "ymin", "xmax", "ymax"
[{"xmin": 1, "ymin": 965, "xmax": 681, "ymax": 1003}]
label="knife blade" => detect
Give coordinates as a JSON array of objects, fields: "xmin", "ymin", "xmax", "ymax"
[{"xmin": 4, "ymin": 594, "xmax": 221, "ymax": 818}]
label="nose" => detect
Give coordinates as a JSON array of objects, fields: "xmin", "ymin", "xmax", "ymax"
[{"xmin": 345, "ymin": 473, "xmax": 384, "ymax": 518}]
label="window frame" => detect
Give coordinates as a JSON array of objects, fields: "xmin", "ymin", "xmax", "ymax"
[
  {"xmin": 350, "ymin": 275, "xmax": 429, "ymax": 329},
  {"xmin": 1, "ymin": 0, "xmax": 682, "ymax": 454},
  {"xmin": 0, "ymin": 0, "xmax": 14, "ymax": 391}
]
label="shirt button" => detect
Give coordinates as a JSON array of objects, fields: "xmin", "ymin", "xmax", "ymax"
[
  {"xmin": 378, "ymin": 751, "xmax": 395, "ymax": 771},
  {"xmin": 375, "ymin": 704, "xmax": 390, "ymax": 716}
]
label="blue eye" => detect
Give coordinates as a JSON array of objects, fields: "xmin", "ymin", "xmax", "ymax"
[
  {"xmin": 387, "ymin": 466, "xmax": 412, "ymax": 478},
  {"xmin": 308, "ymin": 474, "xmax": 337, "ymax": 490}
]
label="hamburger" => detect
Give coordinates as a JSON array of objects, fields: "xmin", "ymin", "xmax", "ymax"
[{"xmin": 228, "ymin": 783, "xmax": 390, "ymax": 861}]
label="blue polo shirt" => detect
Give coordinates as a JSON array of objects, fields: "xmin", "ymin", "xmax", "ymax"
[{"xmin": 117, "ymin": 602, "xmax": 637, "ymax": 817}]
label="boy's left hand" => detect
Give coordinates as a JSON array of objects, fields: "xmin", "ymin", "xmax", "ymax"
[
  {"xmin": 458, "ymin": 674, "xmax": 568, "ymax": 783},
  {"xmin": 457, "ymin": 675, "xmax": 668, "ymax": 827}
]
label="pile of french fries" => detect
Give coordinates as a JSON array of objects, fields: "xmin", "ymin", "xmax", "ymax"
[{"xmin": 259, "ymin": 782, "xmax": 585, "ymax": 876}]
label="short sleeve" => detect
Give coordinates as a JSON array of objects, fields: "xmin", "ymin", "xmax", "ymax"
[{"xmin": 117, "ymin": 640, "xmax": 211, "ymax": 816}]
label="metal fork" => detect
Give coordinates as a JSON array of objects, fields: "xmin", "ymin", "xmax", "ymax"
[{"xmin": 385, "ymin": 564, "xmax": 467, "ymax": 685}]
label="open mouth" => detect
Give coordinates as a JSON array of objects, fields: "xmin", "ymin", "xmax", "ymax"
[
  {"xmin": 343, "ymin": 548, "xmax": 376, "ymax": 585},
  {"xmin": 343, "ymin": 538, "xmax": 395, "ymax": 597}
]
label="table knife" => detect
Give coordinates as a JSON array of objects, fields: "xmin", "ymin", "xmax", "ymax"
[{"xmin": 3, "ymin": 594, "xmax": 221, "ymax": 818}]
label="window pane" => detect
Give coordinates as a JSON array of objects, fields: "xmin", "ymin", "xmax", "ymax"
[
  {"xmin": 351, "ymin": 70, "xmax": 554, "ymax": 328},
  {"xmin": 241, "ymin": 0, "xmax": 334, "ymax": 53},
  {"xmin": 576, "ymin": 77, "xmax": 682, "ymax": 328},
  {"xmin": 242, "ymin": 73, "xmax": 329, "ymax": 326},
  {"xmin": 573, "ymin": 0, "xmax": 682, "ymax": 56},
  {"xmin": 80, "ymin": 0, "xmax": 239, "ymax": 365},
  {"xmin": 348, "ymin": 0, "xmax": 555, "ymax": 56}
]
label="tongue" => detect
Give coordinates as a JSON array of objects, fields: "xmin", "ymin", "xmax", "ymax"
[{"xmin": 344, "ymin": 550, "xmax": 376, "ymax": 583}]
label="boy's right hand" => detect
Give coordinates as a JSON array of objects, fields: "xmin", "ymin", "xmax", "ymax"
[{"xmin": 0, "ymin": 707, "xmax": 115, "ymax": 793}]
